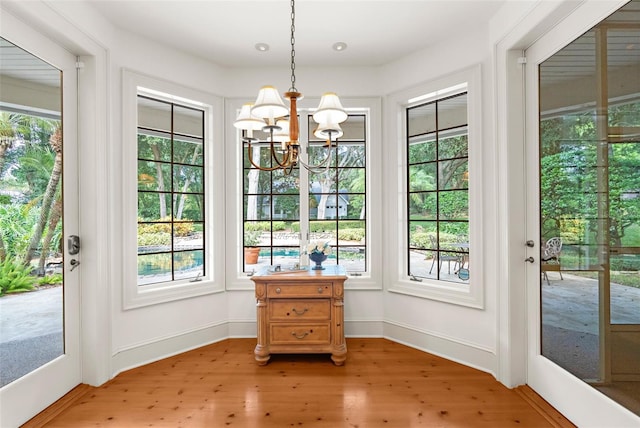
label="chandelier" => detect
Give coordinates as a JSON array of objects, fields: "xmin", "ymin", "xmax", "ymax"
[{"xmin": 233, "ymin": 0, "xmax": 347, "ymax": 174}]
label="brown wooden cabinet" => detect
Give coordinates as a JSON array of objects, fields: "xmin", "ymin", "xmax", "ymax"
[{"xmin": 251, "ymin": 265, "xmax": 347, "ymax": 365}]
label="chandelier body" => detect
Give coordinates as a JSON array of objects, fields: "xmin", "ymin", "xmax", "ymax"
[{"xmin": 234, "ymin": 0, "xmax": 346, "ymax": 174}]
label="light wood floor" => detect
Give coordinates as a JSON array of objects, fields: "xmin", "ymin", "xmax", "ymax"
[{"xmin": 27, "ymin": 338, "xmax": 575, "ymax": 427}]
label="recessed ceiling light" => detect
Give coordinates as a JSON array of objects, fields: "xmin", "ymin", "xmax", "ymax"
[
  {"xmin": 255, "ymin": 43, "xmax": 270, "ymax": 52},
  {"xmin": 332, "ymin": 42, "xmax": 347, "ymax": 52}
]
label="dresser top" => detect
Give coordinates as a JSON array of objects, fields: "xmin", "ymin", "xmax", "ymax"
[{"xmin": 252, "ymin": 264, "xmax": 346, "ymax": 281}]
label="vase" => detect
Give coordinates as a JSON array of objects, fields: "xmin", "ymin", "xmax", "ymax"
[{"xmin": 309, "ymin": 252, "xmax": 328, "ymax": 270}]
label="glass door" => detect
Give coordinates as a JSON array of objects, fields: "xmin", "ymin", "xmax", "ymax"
[
  {"xmin": 527, "ymin": 1, "xmax": 640, "ymax": 422},
  {"xmin": 0, "ymin": 31, "xmax": 80, "ymax": 427}
]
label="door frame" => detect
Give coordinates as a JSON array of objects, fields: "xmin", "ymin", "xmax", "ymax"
[
  {"xmin": 521, "ymin": 1, "xmax": 638, "ymax": 426},
  {"xmin": 0, "ymin": 2, "xmax": 112, "ymax": 426},
  {"xmin": 0, "ymin": 11, "xmax": 80, "ymax": 428}
]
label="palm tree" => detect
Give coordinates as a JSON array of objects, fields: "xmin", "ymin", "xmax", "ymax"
[
  {"xmin": 0, "ymin": 113, "xmax": 17, "ymax": 178},
  {"xmin": 23, "ymin": 126, "xmax": 62, "ymax": 271}
]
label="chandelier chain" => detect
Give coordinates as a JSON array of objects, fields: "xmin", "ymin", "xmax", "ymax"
[{"xmin": 289, "ymin": 0, "xmax": 297, "ymax": 92}]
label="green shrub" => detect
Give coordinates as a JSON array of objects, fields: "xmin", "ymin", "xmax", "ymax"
[
  {"xmin": 38, "ymin": 273, "xmax": 63, "ymax": 285},
  {"xmin": 137, "ymin": 217, "xmax": 194, "ymax": 237},
  {"xmin": 338, "ymin": 228, "xmax": 365, "ymax": 241},
  {"xmin": 137, "ymin": 232, "xmax": 171, "ymax": 247},
  {"xmin": 245, "ymin": 221, "xmax": 273, "ymax": 232},
  {"xmin": 0, "ymin": 258, "xmax": 36, "ymax": 296}
]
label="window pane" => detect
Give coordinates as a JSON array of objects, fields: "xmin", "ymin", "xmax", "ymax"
[
  {"xmin": 409, "ymin": 137, "xmax": 436, "ymax": 163},
  {"xmin": 138, "ymin": 223, "xmax": 171, "ymax": 253},
  {"xmin": 409, "ymin": 192, "xmax": 437, "ymax": 220},
  {"xmin": 174, "ymin": 138, "xmax": 204, "ymax": 166},
  {"xmin": 138, "ymin": 192, "xmax": 172, "ymax": 221},
  {"xmin": 273, "ymin": 169, "xmax": 300, "ymax": 194},
  {"xmin": 310, "ymin": 221, "xmax": 337, "ymax": 246},
  {"xmin": 244, "ymin": 195, "xmax": 271, "ymax": 220},
  {"xmin": 341, "ymin": 115, "xmax": 366, "ymax": 140},
  {"xmin": 409, "ymin": 221, "xmax": 436, "ymax": 250},
  {"xmin": 138, "ymin": 96, "xmax": 171, "ymax": 132},
  {"xmin": 338, "ymin": 246, "xmax": 366, "ymax": 272},
  {"xmin": 174, "ymin": 195, "xmax": 203, "ymax": 221},
  {"xmin": 409, "ymin": 163, "xmax": 437, "ymax": 191},
  {"xmin": 138, "ymin": 134, "xmax": 171, "ymax": 162},
  {"xmin": 337, "ymin": 144, "xmax": 366, "ymax": 167},
  {"xmin": 439, "ymin": 191, "xmax": 469, "ymax": 220},
  {"xmin": 173, "ymin": 223, "xmax": 202, "ymax": 252},
  {"xmin": 438, "ymin": 159, "xmax": 468, "ymax": 190},
  {"xmin": 174, "ymin": 105, "xmax": 203, "ymax": 138},
  {"xmin": 173, "ymin": 164, "xmax": 203, "ymax": 193},
  {"xmin": 244, "ymin": 168, "xmax": 271, "ymax": 194},
  {"xmin": 173, "ymin": 250, "xmax": 204, "ymax": 281},
  {"xmin": 438, "ymin": 133, "xmax": 468, "ymax": 160},
  {"xmin": 438, "ymin": 93, "xmax": 467, "ymax": 129},
  {"xmin": 345, "ymin": 193, "xmax": 365, "ymax": 219},
  {"xmin": 271, "ymin": 195, "xmax": 299, "ymax": 220},
  {"xmin": 408, "ymin": 103, "xmax": 436, "ymax": 137},
  {"xmin": 138, "ymin": 253, "xmax": 172, "ymax": 286},
  {"xmin": 138, "ymin": 160, "xmax": 170, "ymax": 191}
]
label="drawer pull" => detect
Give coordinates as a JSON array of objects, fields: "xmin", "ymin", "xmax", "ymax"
[
  {"xmin": 317, "ymin": 287, "xmax": 323, "ymax": 294},
  {"xmin": 291, "ymin": 307, "xmax": 308, "ymax": 316},
  {"xmin": 276, "ymin": 287, "xmax": 281, "ymax": 294},
  {"xmin": 291, "ymin": 330, "xmax": 311, "ymax": 339}
]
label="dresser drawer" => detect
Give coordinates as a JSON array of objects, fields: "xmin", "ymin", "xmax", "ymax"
[
  {"xmin": 267, "ymin": 283, "xmax": 332, "ymax": 298},
  {"xmin": 269, "ymin": 299, "xmax": 331, "ymax": 321},
  {"xmin": 270, "ymin": 323, "xmax": 330, "ymax": 345}
]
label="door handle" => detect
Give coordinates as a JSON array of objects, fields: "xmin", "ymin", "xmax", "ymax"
[{"xmin": 525, "ymin": 257, "xmax": 535, "ymax": 263}]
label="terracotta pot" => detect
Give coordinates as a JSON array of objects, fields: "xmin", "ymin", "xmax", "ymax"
[{"xmin": 244, "ymin": 247, "xmax": 260, "ymax": 264}]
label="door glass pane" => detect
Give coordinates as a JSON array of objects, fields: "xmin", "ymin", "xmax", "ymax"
[
  {"xmin": 0, "ymin": 38, "xmax": 63, "ymax": 386},
  {"xmin": 539, "ymin": 3, "xmax": 640, "ymax": 414}
]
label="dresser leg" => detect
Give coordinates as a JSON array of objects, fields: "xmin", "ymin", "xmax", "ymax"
[
  {"xmin": 254, "ymin": 345, "xmax": 270, "ymax": 365},
  {"xmin": 331, "ymin": 346, "xmax": 347, "ymax": 366}
]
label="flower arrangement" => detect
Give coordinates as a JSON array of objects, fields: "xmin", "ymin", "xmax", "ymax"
[{"xmin": 305, "ymin": 240, "xmax": 332, "ymax": 255}]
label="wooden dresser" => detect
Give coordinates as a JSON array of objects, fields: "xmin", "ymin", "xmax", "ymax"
[{"xmin": 251, "ymin": 265, "xmax": 347, "ymax": 365}]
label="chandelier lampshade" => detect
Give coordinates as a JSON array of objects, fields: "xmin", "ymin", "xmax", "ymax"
[
  {"xmin": 314, "ymin": 122, "xmax": 343, "ymax": 141},
  {"xmin": 251, "ymin": 86, "xmax": 288, "ymax": 125},
  {"xmin": 233, "ymin": 103, "xmax": 264, "ymax": 140},
  {"xmin": 313, "ymin": 92, "xmax": 348, "ymax": 124}
]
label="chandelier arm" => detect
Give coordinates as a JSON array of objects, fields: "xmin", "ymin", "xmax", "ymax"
[
  {"xmin": 268, "ymin": 138, "xmax": 295, "ymax": 169},
  {"xmin": 247, "ymin": 141, "xmax": 287, "ymax": 172},
  {"xmin": 297, "ymin": 148, "xmax": 333, "ymax": 174}
]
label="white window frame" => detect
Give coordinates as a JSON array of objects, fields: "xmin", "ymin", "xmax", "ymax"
[
  {"xmin": 224, "ymin": 97, "xmax": 383, "ymax": 291},
  {"xmin": 122, "ymin": 69, "xmax": 224, "ymax": 309},
  {"xmin": 386, "ymin": 65, "xmax": 484, "ymax": 308}
]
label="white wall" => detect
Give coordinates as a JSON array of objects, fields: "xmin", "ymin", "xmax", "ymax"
[{"xmin": 0, "ymin": 0, "xmax": 518, "ymax": 381}]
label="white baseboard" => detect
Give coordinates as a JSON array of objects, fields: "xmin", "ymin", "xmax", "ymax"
[
  {"xmin": 383, "ymin": 320, "xmax": 497, "ymax": 376},
  {"xmin": 111, "ymin": 322, "xmax": 230, "ymax": 377},
  {"xmin": 110, "ymin": 319, "xmax": 495, "ymax": 383}
]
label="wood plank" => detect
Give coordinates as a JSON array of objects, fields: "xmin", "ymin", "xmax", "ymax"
[{"xmin": 37, "ymin": 339, "xmax": 575, "ymax": 427}]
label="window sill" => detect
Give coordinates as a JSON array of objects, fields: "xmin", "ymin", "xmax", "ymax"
[
  {"xmin": 123, "ymin": 279, "xmax": 224, "ymax": 310},
  {"xmin": 388, "ymin": 278, "xmax": 483, "ymax": 309}
]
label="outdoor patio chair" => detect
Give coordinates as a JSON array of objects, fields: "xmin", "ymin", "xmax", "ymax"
[
  {"xmin": 428, "ymin": 235, "xmax": 461, "ymax": 275},
  {"xmin": 541, "ymin": 236, "xmax": 563, "ymax": 285}
]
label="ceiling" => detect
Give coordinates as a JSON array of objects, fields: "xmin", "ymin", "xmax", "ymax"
[
  {"xmin": 1, "ymin": 0, "xmax": 639, "ymax": 94},
  {"xmin": 86, "ymin": 0, "xmax": 507, "ymax": 68}
]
